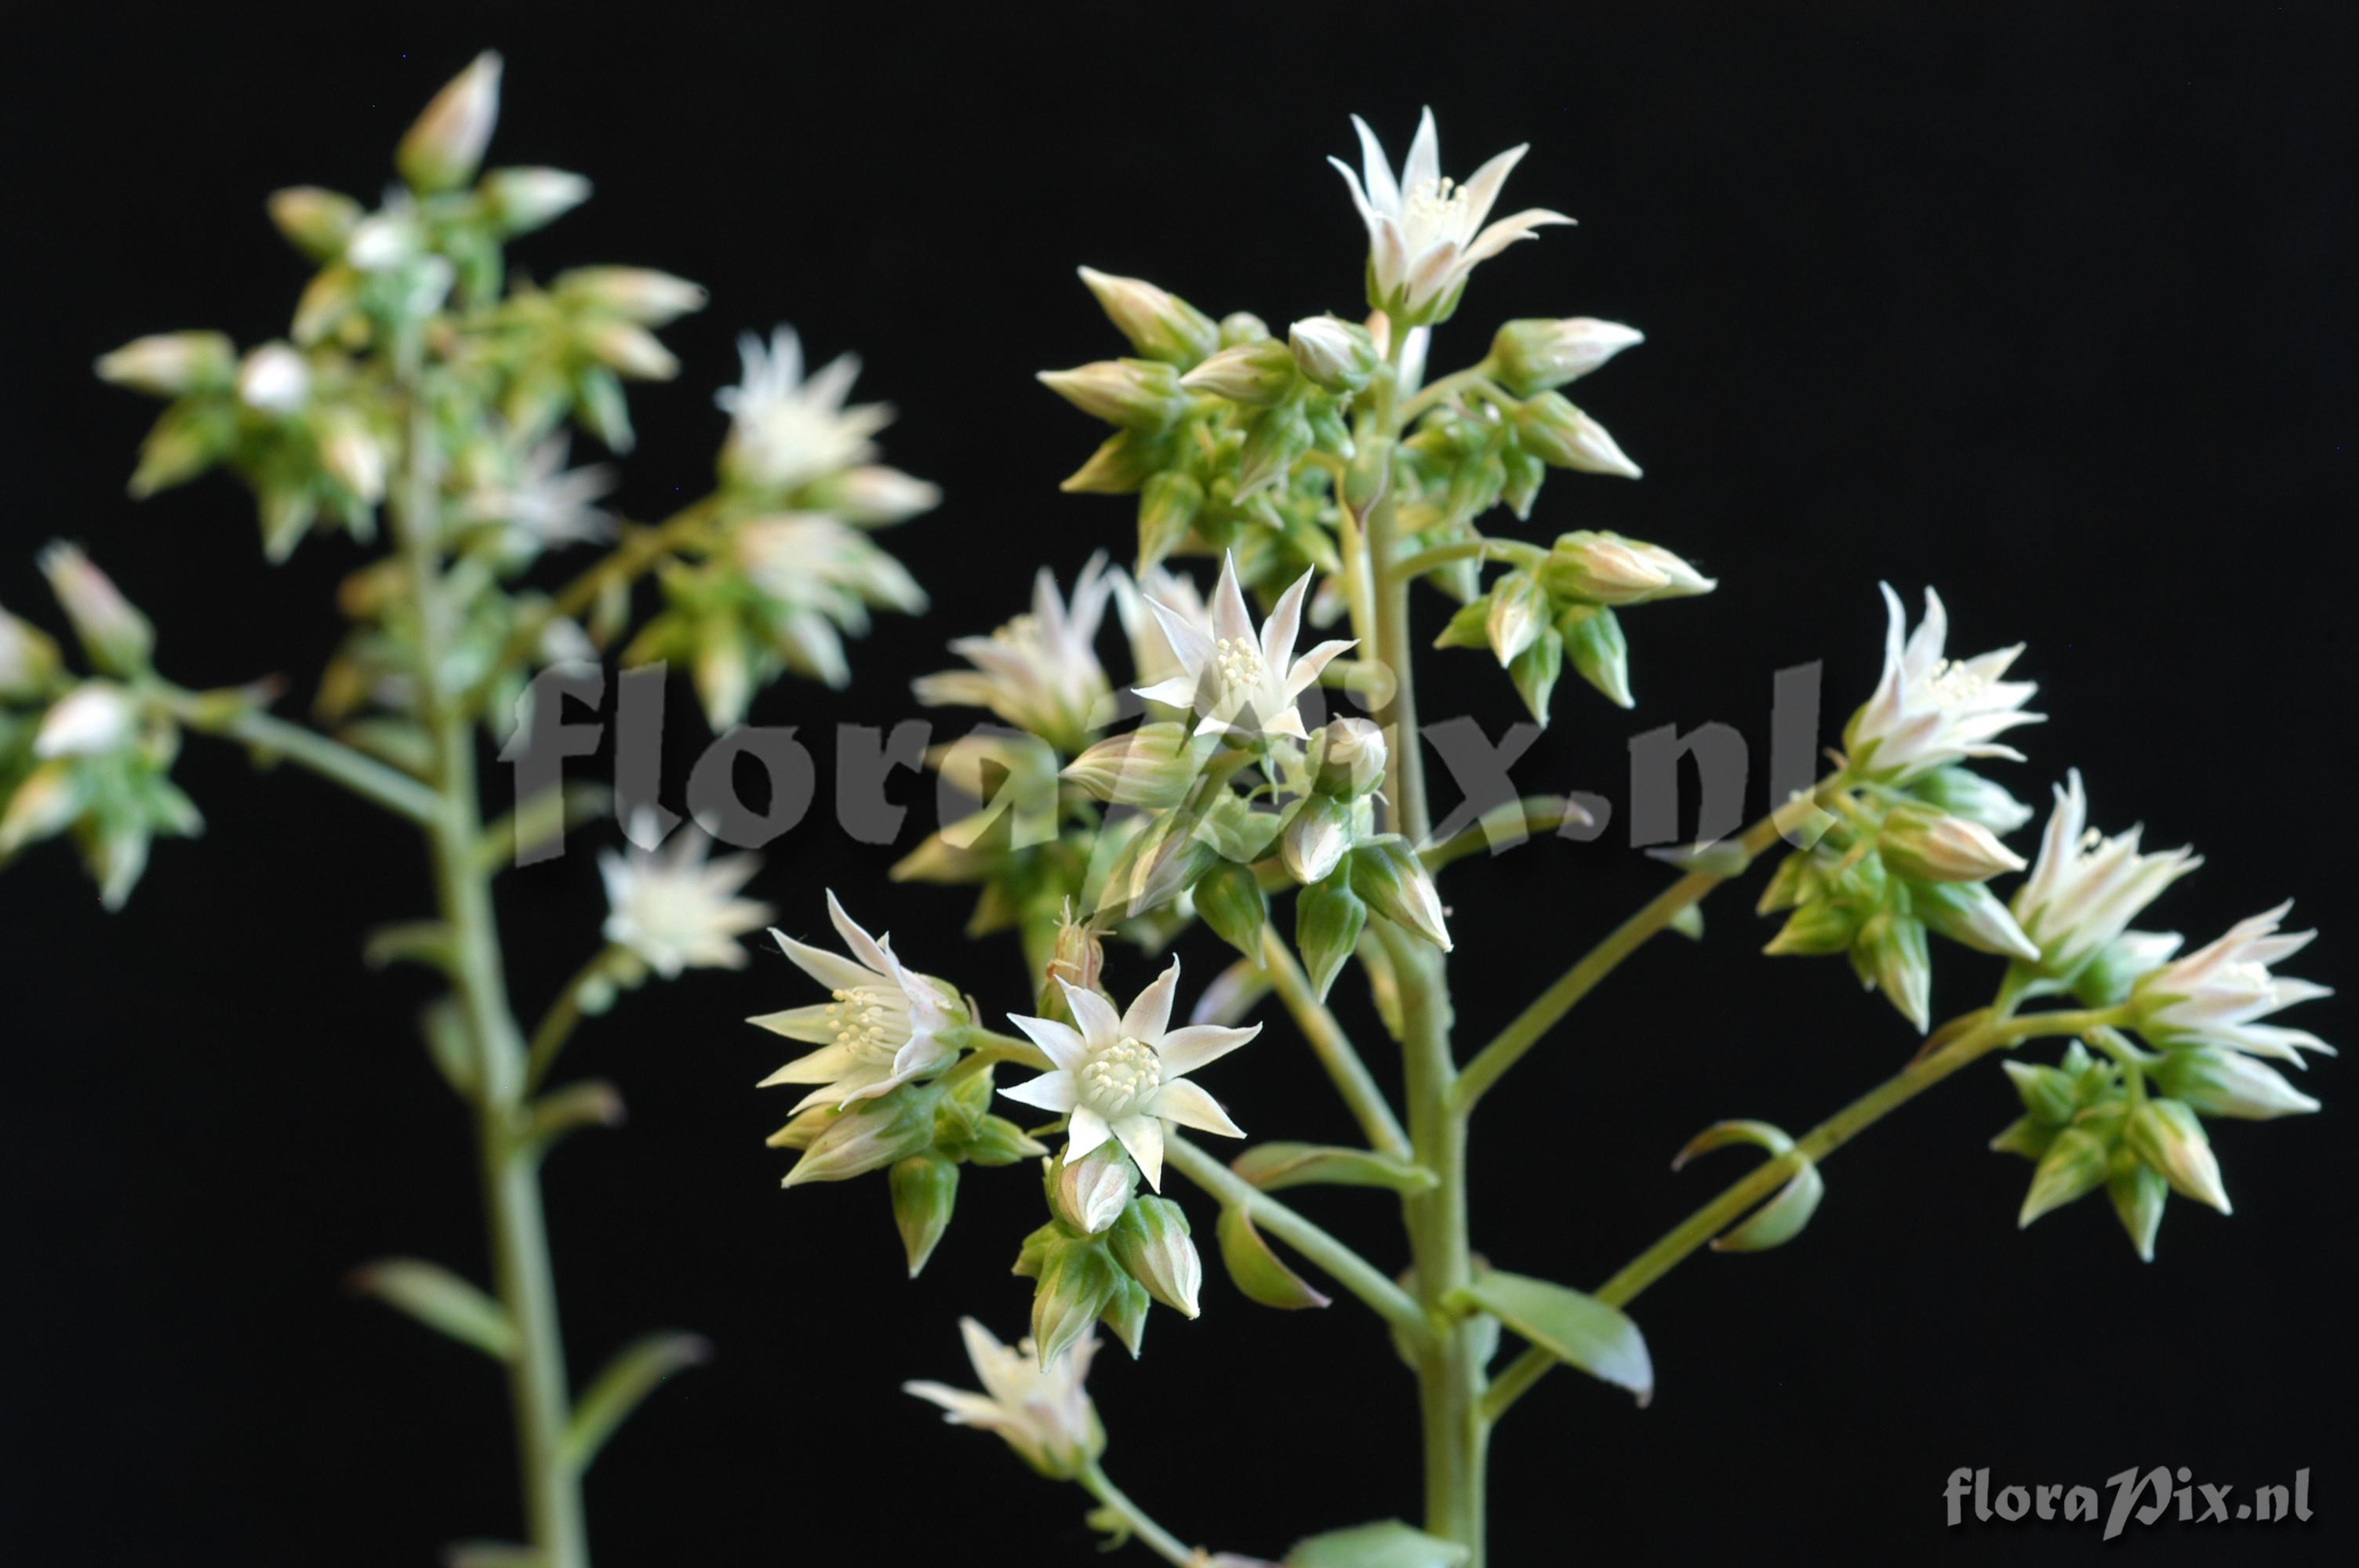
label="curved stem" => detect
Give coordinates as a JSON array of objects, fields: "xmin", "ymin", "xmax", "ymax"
[
  {"xmin": 483, "ymin": 502, "xmax": 717, "ymax": 694},
  {"xmin": 1163, "ymin": 1132, "xmax": 1427, "ymax": 1341},
  {"xmin": 165, "ymin": 691, "xmax": 439, "ymax": 824},
  {"xmin": 1421, "ymin": 795, "xmax": 1590, "ymax": 873},
  {"xmin": 1453, "ymin": 778, "xmax": 1847, "ymax": 1113},
  {"xmin": 1396, "ymin": 361, "xmax": 1499, "ymax": 425},
  {"xmin": 1077, "ymin": 1462, "xmax": 1196, "ymax": 1567},
  {"xmin": 1392, "ymin": 537, "xmax": 1545, "ymax": 583},
  {"xmin": 1479, "ymin": 1001, "xmax": 2123, "ymax": 1423},
  {"xmin": 525, "ymin": 947, "xmax": 621, "ymax": 1094},
  {"xmin": 1260, "ymin": 927, "xmax": 1410, "ymax": 1159}
]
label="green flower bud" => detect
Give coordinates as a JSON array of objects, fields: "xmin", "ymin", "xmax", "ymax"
[
  {"xmin": 1077, "ymin": 267, "xmax": 1219, "ymax": 367},
  {"xmin": 266, "ymin": 187, "xmax": 363, "ymax": 260},
  {"xmin": 481, "ymin": 166, "xmax": 591, "ymax": 234},
  {"xmin": 1235, "ymin": 401, "xmax": 1313, "ymax": 497},
  {"xmin": 1136, "ymin": 470, "xmax": 1203, "ymax": 572},
  {"xmin": 889, "ymin": 1152, "xmax": 960, "ymax": 1277},
  {"xmin": 2070, "ymin": 931, "xmax": 2183, "ymax": 1009},
  {"xmin": 1514, "ymin": 394, "xmax": 1641, "ymax": 477},
  {"xmin": 1852, "ymin": 908, "xmax": 1932, "ymax": 1032},
  {"xmin": 1558, "ymin": 602, "xmax": 1633, "ymax": 710},
  {"xmin": 1031, "ymin": 1239, "xmax": 1125, "ymax": 1367},
  {"xmin": 1914, "ymin": 880, "xmax": 2041, "ymax": 960},
  {"xmin": 1877, "ymin": 802, "xmax": 2027, "ymax": 884},
  {"xmin": 1180, "ymin": 339, "xmax": 1299, "ymax": 406},
  {"xmin": 0, "ymin": 606, "xmax": 63, "ymax": 701},
  {"xmin": 2107, "ymin": 1156, "xmax": 2168, "ymax": 1261},
  {"xmin": 397, "ymin": 51, "xmax": 503, "ymax": 194},
  {"xmin": 962, "ymin": 1115, "xmax": 1050, "ymax": 1167},
  {"xmin": 783, "ymin": 1083, "xmax": 940, "ymax": 1188},
  {"xmin": 551, "ymin": 266, "xmax": 707, "ymax": 326},
  {"xmin": 1109, "ymin": 1196, "xmax": 1203, "ymax": 1318},
  {"xmin": 1485, "ymin": 571, "xmax": 1549, "ymax": 666},
  {"xmin": 2152, "ymin": 1047, "xmax": 2321, "ymax": 1122},
  {"xmin": 1508, "ymin": 626, "xmax": 1563, "ymax": 724},
  {"xmin": 93, "ymin": 332, "xmax": 236, "ymax": 398},
  {"xmin": 1194, "ymin": 858, "xmax": 1269, "ymax": 964},
  {"xmin": 1762, "ymin": 898, "xmax": 1859, "ymax": 956},
  {"xmin": 1038, "ymin": 358, "xmax": 1188, "ymax": 430},
  {"xmin": 1539, "ymin": 529, "xmax": 1714, "ymax": 607},
  {"xmin": 1288, "ymin": 315, "xmax": 1378, "ymax": 393},
  {"xmin": 1906, "ymin": 765, "xmax": 2035, "ymax": 835},
  {"xmin": 0, "ymin": 760, "xmax": 83, "ymax": 854},
  {"xmin": 2125, "ymin": 1098, "xmax": 2230, "ymax": 1214},
  {"xmin": 1100, "ymin": 1272, "xmax": 1151, "ymax": 1357},
  {"xmin": 1282, "ymin": 794, "xmax": 1353, "ymax": 885},
  {"xmin": 1296, "ymin": 869, "xmax": 1368, "ymax": 1002},
  {"xmin": 2018, "ymin": 1125, "xmax": 2113, "ymax": 1227},
  {"xmin": 1314, "ymin": 717, "xmax": 1387, "ymax": 798},
  {"xmin": 1050, "ymin": 1146, "xmax": 1138, "ymax": 1236},
  {"xmin": 1218, "ymin": 310, "xmax": 1271, "ymax": 347},
  {"xmin": 1062, "ymin": 722, "xmax": 1203, "ymax": 808},
  {"xmin": 37, "ymin": 544, "xmax": 152, "ymax": 677},
  {"xmin": 1490, "ymin": 317, "xmax": 1645, "ymax": 397},
  {"xmin": 1350, "ymin": 837, "xmax": 1452, "ymax": 952},
  {"xmin": 1059, "ymin": 428, "xmax": 1170, "ymax": 495}
]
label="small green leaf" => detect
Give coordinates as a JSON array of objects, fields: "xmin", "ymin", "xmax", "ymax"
[
  {"xmin": 562, "ymin": 1331, "xmax": 713, "ymax": 1472},
  {"xmin": 1713, "ymin": 1163, "xmax": 1826, "ymax": 1253},
  {"xmin": 1285, "ymin": 1519, "xmax": 1472, "ymax": 1567},
  {"xmin": 351, "ymin": 1258, "xmax": 515, "ymax": 1361},
  {"xmin": 1670, "ymin": 1119, "xmax": 1793, "ymax": 1169},
  {"xmin": 1216, "ymin": 1205, "xmax": 1331, "ymax": 1310},
  {"xmin": 364, "ymin": 920, "xmax": 456, "ymax": 973},
  {"xmin": 1231, "ymin": 1143, "xmax": 1436, "ymax": 1196},
  {"xmin": 443, "ymin": 1542, "xmax": 543, "ymax": 1568},
  {"xmin": 521, "ymin": 1080, "xmax": 627, "ymax": 1152},
  {"xmin": 419, "ymin": 997, "xmax": 476, "ymax": 1097},
  {"xmin": 1449, "ymin": 1270, "xmax": 1652, "ymax": 1406}
]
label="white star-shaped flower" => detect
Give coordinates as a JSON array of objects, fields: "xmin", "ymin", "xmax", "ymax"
[
  {"xmin": 2012, "ymin": 770, "xmax": 2201, "ymax": 979},
  {"xmin": 1843, "ymin": 584, "xmax": 2043, "ymax": 783},
  {"xmin": 716, "ymin": 325, "xmax": 894, "ymax": 492},
  {"xmin": 2132, "ymin": 902, "xmax": 2333, "ymax": 1065},
  {"xmin": 753, "ymin": 891, "xmax": 966, "ymax": 1112},
  {"xmin": 903, "ymin": 1317, "xmax": 1103, "ymax": 1480},
  {"xmin": 1329, "ymin": 108, "xmax": 1574, "ymax": 325},
  {"xmin": 1001, "ymin": 958, "xmax": 1258, "ymax": 1191},
  {"xmin": 597, "ymin": 821, "xmax": 770, "ymax": 978},
  {"xmin": 913, "ymin": 554, "xmax": 1115, "ymax": 753},
  {"xmin": 1131, "ymin": 553, "xmax": 1353, "ymax": 743}
]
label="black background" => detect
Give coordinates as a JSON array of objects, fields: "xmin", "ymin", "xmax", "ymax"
[{"xmin": 3, "ymin": 3, "xmax": 2354, "ymax": 1563}]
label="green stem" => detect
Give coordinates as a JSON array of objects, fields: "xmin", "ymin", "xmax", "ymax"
[
  {"xmin": 391, "ymin": 327, "xmax": 587, "ymax": 1567},
  {"xmin": 1453, "ymin": 779, "xmax": 1846, "ymax": 1112},
  {"xmin": 1478, "ymin": 1002, "xmax": 2122, "ymax": 1423},
  {"xmin": 1420, "ymin": 794, "xmax": 1591, "ymax": 873},
  {"xmin": 1392, "ymin": 537, "xmax": 1545, "ymax": 582},
  {"xmin": 164, "ymin": 690, "xmax": 440, "ymax": 824},
  {"xmin": 1077, "ymin": 1463, "xmax": 1195, "ymax": 1567},
  {"xmin": 1259, "ymin": 927, "xmax": 1410, "ymax": 1159},
  {"xmin": 1163, "ymin": 1133, "xmax": 1427, "ymax": 1339},
  {"xmin": 525, "ymin": 947, "xmax": 621, "ymax": 1094},
  {"xmin": 1396, "ymin": 360, "xmax": 1499, "ymax": 425}
]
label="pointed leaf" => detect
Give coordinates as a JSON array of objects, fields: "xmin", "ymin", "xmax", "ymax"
[
  {"xmin": 1285, "ymin": 1519, "xmax": 1472, "ymax": 1568},
  {"xmin": 364, "ymin": 920, "xmax": 456, "ymax": 974},
  {"xmin": 1448, "ymin": 1270, "xmax": 1652, "ymax": 1406},
  {"xmin": 351, "ymin": 1258, "xmax": 515, "ymax": 1361},
  {"xmin": 1216, "ymin": 1204, "xmax": 1331, "ymax": 1310},
  {"xmin": 561, "ymin": 1331, "xmax": 714, "ymax": 1471},
  {"xmin": 419, "ymin": 997, "xmax": 476, "ymax": 1097},
  {"xmin": 1711, "ymin": 1163, "xmax": 1826, "ymax": 1253},
  {"xmin": 521, "ymin": 1080, "xmax": 627, "ymax": 1152},
  {"xmin": 1231, "ymin": 1142, "xmax": 1436, "ymax": 1196}
]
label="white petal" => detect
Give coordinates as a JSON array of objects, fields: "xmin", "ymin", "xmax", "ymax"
[
  {"xmin": 1349, "ymin": 115, "xmax": 1400, "ymax": 215},
  {"xmin": 1112, "ymin": 1114, "xmax": 1165, "ymax": 1192},
  {"xmin": 1066, "ymin": 1105, "xmax": 1114, "ymax": 1161},
  {"xmin": 1259, "ymin": 568, "xmax": 1314, "ymax": 670},
  {"xmin": 1007, "ymin": 1012, "xmax": 1089, "ymax": 1070},
  {"xmin": 824, "ymin": 890, "xmax": 893, "ymax": 973},
  {"xmin": 756, "ymin": 1040, "xmax": 860, "ymax": 1085},
  {"xmin": 1001, "ymin": 1070, "xmax": 1080, "ymax": 1113},
  {"xmin": 1402, "ymin": 107, "xmax": 1440, "ymax": 199},
  {"xmin": 1124, "ymin": 959, "xmax": 1182, "ymax": 1044},
  {"xmin": 1060, "ymin": 981, "xmax": 1124, "ymax": 1047},
  {"xmin": 772, "ymin": 929, "xmax": 878, "ymax": 993},
  {"xmin": 1158, "ymin": 1022, "xmax": 1260, "ymax": 1079},
  {"xmin": 1148, "ymin": 1078, "xmax": 1245, "ymax": 1139}
]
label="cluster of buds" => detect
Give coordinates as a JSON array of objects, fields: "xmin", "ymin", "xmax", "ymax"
[
  {"xmin": 1434, "ymin": 530, "xmax": 1714, "ymax": 720},
  {"xmin": 1016, "ymin": 1145, "xmax": 1205, "ymax": 1361}
]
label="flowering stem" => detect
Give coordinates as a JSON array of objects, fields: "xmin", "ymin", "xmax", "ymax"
[
  {"xmin": 1077, "ymin": 1462, "xmax": 1196, "ymax": 1567},
  {"xmin": 1163, "ymin": 1133, "xmax": 1427, "ymax": 1340},
  {"xmin": 1452, "ymin": 779, "xmax": 1847, "ymax": 1113},
  {"xmin": 485, "ymin": 500, "xmax": 718, "ymax": 685},
  {"xmin": 390, "ymin": 324, "xmax": 588, "ymax": 1567},
  {"xmin": 525, "ymin": 946, "xmax": 621, "ymax": 1094},
  {"xmin": 1395, "ymin": 361, "xmax": 1500, "ymax": 425},
  {"xmin": 1477, "ymin": 1001, "xmax": 2124, "ymax": 1424},
  {"xmin": 1419, "ymin": 795, "xmax": 1591, "ymax": 873},
  {"xmin": 162, "ymin": 689, "xmax": 440, "ymax": 824},
  {"xmin": 1390, "ymin": 537, "xmax": 1545, "ymax": 582},
  {"xmin": 1259, "ymin": 927, "xmax": 1410, "ymax": 1159}
]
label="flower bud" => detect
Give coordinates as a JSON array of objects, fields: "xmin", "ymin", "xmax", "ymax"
[
  {"xmin": 1906, "ymin": 765, "xmax": 2034, "ymax": 835},
  {"xmin": 2017, "ymin": 1125, "xmax": 2111, "ymax": 1227},
  {"xmin": 1490, "ymin": 317, "xmax": 1645, "ymax": 397},
  {"xmin": 1136, "ymin": 470, "xmax": 1202, "ymax": 572},
  {"xmin": 1350, "ymin": 837, "xmax": 1452, "ymax": 952},
  {"xmin": 1050, "ymin": 1146, "xmax": 1138, "ymax": 1236},
  {"xmin": 1062, "ymin": 722, "xmax": 1202, "ymax": 808},
  {"xmin": 266, "ymin": 187, "xmax": 362, "ymax": 260},
  {"xmin": 38, "ymin": 545, "xmax": 152, "ymax": 676},
  {"xmin": 2152, "ymin": 1046, "xmax": 2321, "ymax": 1121},
  {"xmin": 0, "ymin": 760, "xmax": 82, "ymax": 854},
  {"xmin": 236, "ymin": 344, "xmax": 311, "ymax": 415},
  {"xmin": 1485, "ymin": 571, "xmax": 1549, "ymax": 666},
  {"xmin": 583, "ymin": 321, "xmax": 679, "ymax": 381},
  {"xmin": 1237, "ymin": 401, "xmax": 1314, "ymax": 497},
  {"xmin": 1283, "ymin": 795, "xmax": 1353, "ymax": 885},
  {"xmin": 398, "ymin": 51, "xmax": 503, "ymax": 194},
  {"xmin": 317, "ymin": 412, "xmax": 387, "ymax": 506},
  {"xmin": 1109, "ymin": 1196, "xmax": 1203, "ymax": 1318},
  {"xmin": 2125, "ymin": 1098, "xmax": 2230, "ymax": 1213},
  {"xmin": 1877, "ymin": 803, "xmax": 2028, "ymax": 884},
  {"xmin": 1762, "ymin": 896, "xmax": 1860, "ymax": 956},
  {"xmin": 1539, "ymin": 530, "xmax": 1714, "ymax": 607},
  {"xmin": 2108, "ymin": 1159, "xmax": 2168, "ymax": 1261},
  {"xmin": 1031, "ymin": 1240, "xmax": 1125, "ymax": 1367},
  {"xmin": 1180, "ymin": 339, "xmax": 1299, "ymax": 407},
  {"xmin": 547, "ymin": 269, "xmax": 707, "ymax": 331},
  {"xmin": 1059, "ymin": 429, "xmax": 1169, "ymax": 495},
  {"xmin": 1077, "ymin": 267, "xmax": 1220, "ymax": 367},
  {"xmin": 1100, "ymin": 1273, "xmax": 1151, "ymax": 1357},
  {"xmin": 34, "ymin": 682, "xmax": 137, "ymax": 759},
  {"xmin": 1038, "ymin": 358, "xmax": 1187, "ymax": 430},
  {"xmin": 93, "ymin": 332, "xmax": 235, "ymax": 398},
  {"xmin": 2069, "ymin": 930, "xmax": 2182, "ymax": 1008},
  {"xmin": 808, "ymin": 464, "xmax": 940, "ymax": 525},
  {"xmin": 1193, "ymin": 858, "xmax": 1269, "ymax": 962},
  {"xmin": 783, "ymin": 1084, "xmax": 940, "ymax": 1187},
  {"xmin": 1288, "ymin": 315, "xmax": 1378, "ymax": 393},
  {"xmin": 1558, "ymin": 602, "xmax": 1633, "ymax": 709},
  {"xmin": 1853, "ymin": 908, "xmax": 1931, "ymax": 1032},
  {"xmin": 341, "ymin": 211, "xmax": 420, "ymax": 273},
  {"xmin": 482, "ymin": 166, "xmax": 591, "ymax": 234},
  {"xmin": 1295, "ymin": 870, "xmax": 1368, "ymax": 1002},
  {"xmin": 889, "ymin": 1151, "xmax": 961, "ymax": 1276},
  {"xmin": 1314, "ymin": 718, "xmax": 1387, "ymax": 798},
  {"xmin": 1515, "ymin": 394, "xmax": 1641, "ymax": 478},
  {"xmin": 964, "ymin": 1115, "xmax": 1050, "ymax": 1167},
  {"xmin": 1219, "ymin": 311, "xmax": 1271, "ymax": 347},
  {"xmin": 1913, "ymin": 879, "xmax": 2041, "ymax": 960},
  {"xmin": 0, "ymin": 606, "xmax": 62, "ymax": 700}
]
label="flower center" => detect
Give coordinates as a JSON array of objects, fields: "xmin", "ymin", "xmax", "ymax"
[
  {"xmin": 1403, "ymin": 177, "xmax": 1469, "ymax": 245},
  {"xmin": 1077, "ymin": 1035, "xmax": 1161, "ymax": 1119},
  {"xmin": 1925, "ymin": 659, "xmax": 1994, "ymax": 708},
  {"xmin": 1211, "ymin": 635, "xmax": 1266, "ymax": 700},
  {"xmin": 824, "ymin": 984, "xmax": 908, "ymax": 1058}
]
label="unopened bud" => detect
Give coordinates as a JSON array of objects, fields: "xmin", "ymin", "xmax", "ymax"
[
  {"xmin": 398, "ymin": 51, "xmax": 503, "ymax": 194},
  {"xmin": 1192, "ymin": 859, "xmax": 1269, "ymax": 963},
  {"xmin": 1237, "ymin": 401, "xmax": 1313, "ymax": 496},
  {"xmin": 1540, "ymin": 530, "xmax": 1714, "ymax": 607},
  {"xmin": 1031, "ymin": 1239, "xmax": 1124, "ymax": 1367},
  {"xmin": 266, "ymin": 187, "xmax": 363, "ymax": 260},
  {"xmin": 1295, "ymin": 871, "xmax": 1368, "ymax": 1001},
  {"xmin": 1180, "ymin": 339, "xmax": 1299, "ymax": 407},
  {"xmin": 1314, "ymin": 718, "xmax": 1387, "ymax": 797},
  {"xmin": 2125, "ymin": 1098, "xmax": 2230, "ymax": 1213},
  {"xmin": 783, "ymin": 1085, "xmax": 940, "ymax": 1187},
  {"xmin": 236, "ymin": 344, "xmax": 311, "ymax": 415},
  {"xmin": 2017, "ymin": 1125, "xmax": 2111, "ymax": 1227},
  {"xmin": 318, "ymin": 412, "xmax": 388, "ymax": 506},
  {"xmin": 35, "ymin": 681, "xmax": 138, "ymax": 759},
  {"xmin": 0, "ymin": 606, "xmax": 62, "ymax": 700},
  {"xmin": 583, "ymin": 321, "xmax": 678, "ymax": 381},
  {"xmin": 1038, "ymin": 359, "xmax": 1187, "ymax": 430},
  {"xmin": 1283, "ymin": 795, "xmax": 1353, "ymax": 885},
  {"xmin": 2153, "ymin": 1047, "xmax": 2321, "ymax": 1122},
  {"xmin": 1516, "ymin": 394, "xmax": 1641, "ymax": 478},
  {"xmin": 1062, "ymin": 722, "xmax": 1202, "ymax": 809},
  {"xmin": 1913, "ymin": 879, "xmax": 2041, "ymax": 960},
  {"xmin": 889, "ymin": 1152, "xmax": 961, "ymax": 1276},
  {"xmin": 1218, "ymin": 311, "xmax": 1270, "ymax": 347},
  {"xmin": 1136, "ymin": 470, "xmax": 1202, "ymax": 572},
  {"xmin": 1050, "ymin": 1146, "xmax": 1138, "ymax": 1236},
  {"xmin": 1288, "ymin": 315, "xmax": 1377, "ymax": 393},
  {"xmin": 1906, "ymin": 765, "xmax": 2035, "ymax": 835},
  {"xmin": 94, "ymin": 332, "xmax": 235, "ymax": 398},
  {"xmin": 1077, "ymin": 267, "xmax": 1219, "ymax": 367},
  {"xmin": 1762, "ymin": 897, "xmax": 1859, "ymax": 956},
  {"xmin": 1350, "ymin": 837, "xmax": 1452, "ymax": 951},
  {"xmin": 1559, "ymin": 602, "xmax": 1633, "ymax": 708},
  {"xmin": 1109, "ymin": 1196, "xmax": 1202, "ymax": 1318},
  {"xmin": 1877, "ymin": 803, "xmax": 2027, "ymax": 884},
  {"xmin": 1854, "ymin": 908, "xmax": 1932, "ymax": 1032},
  {"xmin": 1490, "ymin": 318, "xmax": 1645, "ymax": 397},
  {"xmin": 2070, "ymin": 930, "xmax": 2182, "ymax": 1009},
  {"xmin": 1485, "ymin": 571, "xmax": 1549, "ymax": 666},
  {"xmin": 38, "ymin": 545, "xmax": 153, "ymax": 676},
  {"xmin": 2108, "ymin": 1159, "xmax": 2168, "ymax": 1261},
  {"xmin": 342, "ymin": 211, "xmax": 420, "ymax": 273},
  {"xmin": 482, "ymin": 167, "xmax": 591, "ymax": 234}
]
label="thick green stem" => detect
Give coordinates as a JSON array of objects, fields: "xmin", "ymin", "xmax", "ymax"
[
  {"xmin": 393, "ymin": 330, "xmax": 587, "ymax": 1567},
  {"xmin": 163, "ymin": 690, "xmax": 440, "ymax": 824}
]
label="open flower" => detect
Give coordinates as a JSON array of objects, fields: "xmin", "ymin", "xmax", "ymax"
[
  {"xmin": 903, "ymin": 1317, "xmax": 1104, "ymax": 1480},
  {"xmin": 598, "ymin": 820, "xmax": 770, "ymax": 978},
  {"xmin": 1843, "ymin": 584, "xmax": 2042, "ymax": 783},
  {"xmin": 459, "ymin": 435, "xmax": 616, "ymax": 552},
  {"xmin": 1001, "ymin": 957, "xmax": 1258, "ymax": 1190},
  {"xmin": 2012, "ymin": 770, "xmax": 2201, "ymax": 980},
  {"xmin": 716, "ymin": 326, "xmax": 893, "ymax": 492},
  {"xmin": 2132, "ymin": 903, "xmax": 2332, "ymax": 1065},
  {"xmin": 1112, "ymin": 563, "xmax": 1212, "ymax": 691},
  {"xmin": 754, "ymin": 891, "xmax": 965, "ymax": 1111},
  {"xmin": 1329, "ymin": 108, "xmax": 1573, "ymax": 325},
  {"xmin": 1132, "ymin": 553, "xmax": 1353, "ymax": 742},
  {"xmin": 914, "ymin": 555, "xmax": 1114, "ymax": 753}
]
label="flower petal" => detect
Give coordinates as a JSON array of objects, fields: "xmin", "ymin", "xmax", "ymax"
[
  {"xmin": 1148, "ymin": 1078, "xmax": 1245, "ymax": 1139},
  {"xmin": 1066, "ymin": 1105, "xmax": 1114, "ymax": 1161},
  {"xmin": 1007, "ymin": 1011, "xmax": 1089, "ymax": 1070},
  {"xmin": 1001, "ymin": 1069, "xmax": 1079, "ymax": 1113},
  {"xmin": 1059, "ymin": 980, "xmax": 1124, "ymax": 1048},
  {"xmin": 1123, "ymin": 959, "xmax": 1181, "ymax": 1044},
  {"xmin": 1112, "ymin": 1114, "xmax": 1165, "ymax": 1192},
  {"xmin": 1158, "ymin": 1022, "xmax": 1260, "ymax": 1079}
]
